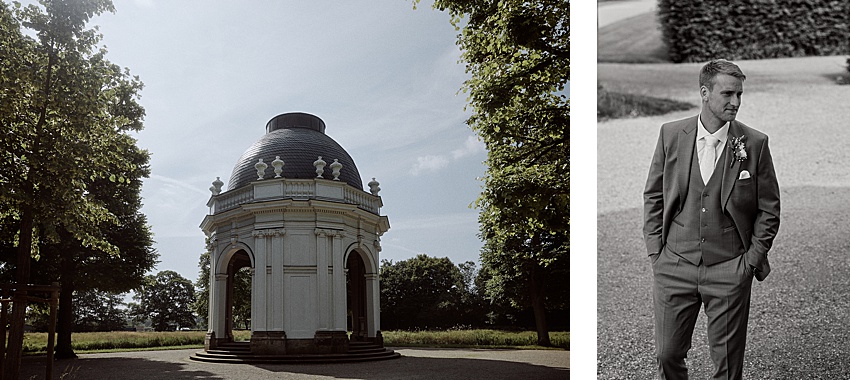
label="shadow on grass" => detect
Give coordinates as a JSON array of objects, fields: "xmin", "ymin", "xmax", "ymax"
[
  {"xmin": 20, "ymin": 349, "xmax": 567, "ymax": 380},
  {"xmin": 597, "ymin": 86, "xmax": 694, "ymax": 121}
]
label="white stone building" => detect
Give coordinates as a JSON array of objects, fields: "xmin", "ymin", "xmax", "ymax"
[{"xmin": 194, "ymin": 113, "xmax": 396, "ymax": 361}]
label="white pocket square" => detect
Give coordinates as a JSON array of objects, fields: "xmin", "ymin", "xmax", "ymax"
[{"xmin": 738, "ymin": 170, "xmax": 751, "ymax": 180}]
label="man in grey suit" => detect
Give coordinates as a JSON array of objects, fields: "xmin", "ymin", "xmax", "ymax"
[{"xmin": 643, "ymin": 59, "xmax": 781, "ymax": 379}]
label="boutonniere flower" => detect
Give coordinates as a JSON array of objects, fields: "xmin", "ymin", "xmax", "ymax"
[{"xmin": 729, "ymin": 135, "xmax": 747, "ymax": 167}]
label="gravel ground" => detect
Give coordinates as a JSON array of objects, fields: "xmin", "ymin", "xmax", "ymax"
[
  {"xmin": 19, "ymin": 348, "xmax": 569, "ymax": 380},
  {"xmin": 598, "ymin": 56, "xmax": 850, "ymax": 379}
]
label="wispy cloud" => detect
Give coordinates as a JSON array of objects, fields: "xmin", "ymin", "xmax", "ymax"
[
  {"xmin": 410, "ymin": 135, "xmax": 485, "ymax": 175},
  {"xmin": 410, "ymin": 155, "xmax": 450, "ymax": 175},
  {"xmin": 451, "ymin": 135, "xmax": 486, "ymax": 159},
  {"xmin": 389, "ymin": 212, "xmax": 479, "ymax": 232}
]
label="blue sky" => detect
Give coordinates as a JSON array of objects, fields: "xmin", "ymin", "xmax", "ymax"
[{"xmin": 81, "ymin": 0, "xmax": 488, "ymax": 283}]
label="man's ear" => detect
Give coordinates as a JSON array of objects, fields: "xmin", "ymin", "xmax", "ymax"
[{"xmin": 700, "ymin": 86, "xmax": 709, "ymax": 102}]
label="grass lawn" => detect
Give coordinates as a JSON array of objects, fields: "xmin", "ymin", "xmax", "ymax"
[
  {"xmin": 20, "ymin": 329, "xmax": 568, "ymax": 355},
  {"xmin": 596, "ymin": 8, "xmax": 699, "ymax": 120},
  {"xmin": 21, "ymin": 331, "xmax": 250, "ymax": 355},
  {"xmin": 598, "ymin": 11, "xmax": 669, "ymax": 64},
  {"xmin": 598, "ymin": 86, "xmax": 694, "ymax": 121}
]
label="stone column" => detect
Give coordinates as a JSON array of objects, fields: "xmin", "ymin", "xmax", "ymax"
[
  {"xmin": 331, "ymin": 232, "xmax": 346, "ymax": 331},
  {"xmin": 212, "ymin": 273, "xmax": 228, "ymax": 339},
  {"xmin": 365, "ymin": 273, "xmax": 380, "ymax": 338},
  {"xmin": 315, "ymin": 229, "xmax": 332, "ymax": 330},
  {"xmin": 251, "ymin": 230, "xmax": 268, "ymax": 331},
  {"xmin": 270, "ymin": 229, "xmax": 285, "ymax": 330}
]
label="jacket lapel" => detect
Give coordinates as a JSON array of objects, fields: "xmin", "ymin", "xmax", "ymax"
[
  {"xmin": 676, "ymin": 116, "xmax": 698, "ymax": 208},
  {"xmin": 721, "ymin": 120, "xmax": 743, "ymax": 210}
]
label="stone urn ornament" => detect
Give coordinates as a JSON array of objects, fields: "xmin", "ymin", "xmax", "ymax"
[
  {"xmin": 210, "ymin": 177, "xmax": 224, "ymax": 195},
  {"xmin": 314, "ymin": 156, "xmax": 326, "ymax": 178},
  {"xmin": 368, "ymin": 178, "xmax": 381, "ymax": 195},
  {"xmin": 255, "ymin": 158, "xmax": 268, "ymax": 180},
  {"xmin": 272, "ymin": 156, "xmax": 285, "ymax": 178},
  {"xmin": 330, "ymin": 159, "xmax": 343, "ymax": 181}
]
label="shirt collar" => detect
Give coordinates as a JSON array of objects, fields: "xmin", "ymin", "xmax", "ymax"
[{"xmin": 697, "ymin": 116, "xmax": 730, "ymax": 146}]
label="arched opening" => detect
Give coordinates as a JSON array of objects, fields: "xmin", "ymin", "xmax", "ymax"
[
  {"xmin": 346, "ymin": 252, "xmax": 367, "ymax": 341},
  {"xmin": 225, "ymin": 250, "xmax": 252, "ymax": 342}
]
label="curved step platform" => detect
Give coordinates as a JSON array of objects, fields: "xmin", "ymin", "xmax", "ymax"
[{"xmin": 189, "ymin": 342, "xmax": 401, "ymax": 364}]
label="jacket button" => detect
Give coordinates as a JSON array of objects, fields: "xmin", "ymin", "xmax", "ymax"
[
  {"xmin": 701, "ymin": 208, "xmax": 706, "ymax": 212},
  {"xmin": 701, "ymin": 238, "xmax": 706, "ymax": 242}
]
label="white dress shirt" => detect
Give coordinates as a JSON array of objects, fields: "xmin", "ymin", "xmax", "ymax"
[{"xmin": 696, "ymin": 117, "xmax": 729, "ymax": 168}]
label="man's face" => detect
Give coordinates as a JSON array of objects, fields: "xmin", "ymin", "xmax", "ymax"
[{"xmin": 702, "ymin": 73, "xmax": 744, "ymax": 123}]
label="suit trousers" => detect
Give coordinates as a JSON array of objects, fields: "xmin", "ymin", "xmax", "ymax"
[{"xmin": 652, "ymin": 246, "xmax": 753, "ymax": 380}]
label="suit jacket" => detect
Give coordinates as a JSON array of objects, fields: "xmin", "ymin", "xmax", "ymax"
[{"xmin": 643, "ymin": 116, "xmax": 780, "ymax": 281}]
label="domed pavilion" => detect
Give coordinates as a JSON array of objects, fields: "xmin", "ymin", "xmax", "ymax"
[{"xmin": 193, "ymin": 112, "xmax": 396, "ymax": 362}]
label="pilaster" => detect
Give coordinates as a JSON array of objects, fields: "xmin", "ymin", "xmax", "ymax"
[
  {"xmin": 315, "ymin": 229, "xmax": 331, "ymax": 330},
  {"xmin": 365, "ymin": 273, "xmax": 380, "ymax": 338},
  {"xmin": 331, "ymin": 231, "xmax": 347, "ymax": 331}
]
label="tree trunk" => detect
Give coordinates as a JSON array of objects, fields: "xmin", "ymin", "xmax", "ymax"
[
  {"xmin": 4, "ymin": 205, "xmax": 34, "ymax": 379},
  {"xmin": 529, "ymin": 262, "xmax": 551, "ymax": 347},
  {"xmin": 55, "ymin": 252, "xmax": 77, "ymax": 359}
]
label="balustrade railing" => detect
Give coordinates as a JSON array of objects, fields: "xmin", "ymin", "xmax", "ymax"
[{"xmin": 211, "ymin": 179, "xmax": 380, "ymax": 214}]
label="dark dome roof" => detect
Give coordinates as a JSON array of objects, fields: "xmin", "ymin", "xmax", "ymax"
[{"xmin": 228, "ymin": 113, "xmax": 362, "ymax": 191}]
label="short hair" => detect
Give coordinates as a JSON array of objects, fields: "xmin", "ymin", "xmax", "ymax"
[{"xmin": 699, "ymin": 59, "xmax": 746, "ymax": 90}]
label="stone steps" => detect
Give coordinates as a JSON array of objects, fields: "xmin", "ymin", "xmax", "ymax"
[{"xmin": 189, "ymin": 341, "xmax": 400, "ymax": 364}]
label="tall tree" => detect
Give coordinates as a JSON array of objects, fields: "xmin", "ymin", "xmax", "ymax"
[
  {"xmin": 132, "ymin": 271, "xmax": 196, "ymax": 331},
  {"xmin": 29, "ymin": 139, "xmax": 157, "ymax": 358},
  {"xmin": 0, "ymin": 0, "xmax": 147, "ymax": 374},
  {"xmin": 423, "ymin": 0, "xmax": 569, "ymax": 345}
]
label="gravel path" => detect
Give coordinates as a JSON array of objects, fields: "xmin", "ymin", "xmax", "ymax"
[
  {"xmin": 598, "ymin": 56, "xmax": 850, "ymax": 379},
  {"xmin": 19, "ymin": 348, "xmax": 568, "ymax": 380}
]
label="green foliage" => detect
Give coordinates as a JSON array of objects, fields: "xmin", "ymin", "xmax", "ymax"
[
  {"xmin": 380, "ymin": 255, "xmax": 485, "ymax": 330},
  {"xmin": 231, "ymin": 267, "xmax": 252, "ymax": 329},
  {"xmin": 658, "ymin": 0, "xmax": 850, "ymax": 63},
  {"xmin": 424, "ymin": 0, "xmax": 568, "ymax": 344},
  {"xmin": 1, "ymin": 0, "xmax": 151, "ymax": 371},
  {"xmin": 72, "ymin": 290, "xmax": 128, "ymax": 332},
  {"xmin": 382, "ymin": 329, "xmax": 569, "ymax": 349},
  {"xmin": 0, "ymin": 0, "xmax": 147, "ymax": 262},
  {"xmin": 132, "ymin": 271, "xmax": 196, "ymax": 332},
  {"xmin": 193, "ymin": 247, "xmax": 211, "ymax": 329}
]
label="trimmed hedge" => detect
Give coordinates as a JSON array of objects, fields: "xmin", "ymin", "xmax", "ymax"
[{"xmin": 658, "ymin": 0, "xmax": 850, "ymax": 63}]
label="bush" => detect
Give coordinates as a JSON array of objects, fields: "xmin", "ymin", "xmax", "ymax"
[
  {"xmin": 658, "ymin": 0, "xmax": 850, "ymax": 63},
  {"xmin": 382, "ymin": 329, "xmax": 569, "ymax": 349}
]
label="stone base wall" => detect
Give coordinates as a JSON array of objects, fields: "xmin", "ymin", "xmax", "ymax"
[
  {"xmin": 248, "ymin": 330, "xmax": 350, "ymax": 355},
  {"xmin": 205, "ymin": 331, "xmax": 230, "ymax": 351},
  {"xmin": 311, "ymin": 330, "xmax": 349, "ymax": 354},
  {"xmin": 250, "ymin": 331, "xmax": 288, "ymax": 355}
]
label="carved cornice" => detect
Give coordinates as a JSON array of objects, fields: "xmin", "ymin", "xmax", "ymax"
[
  {"xmin": 253, "ymin": 228, "xmax": 286, "ymax": 237},
  {"xmin": 315, "ymin": 228, "xmax": 344, "ymax": 238}
]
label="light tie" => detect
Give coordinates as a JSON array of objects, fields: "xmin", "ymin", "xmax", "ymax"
[{"xmin": 700, "ymin": 135, "xmax": 719, "ymax": 184}]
